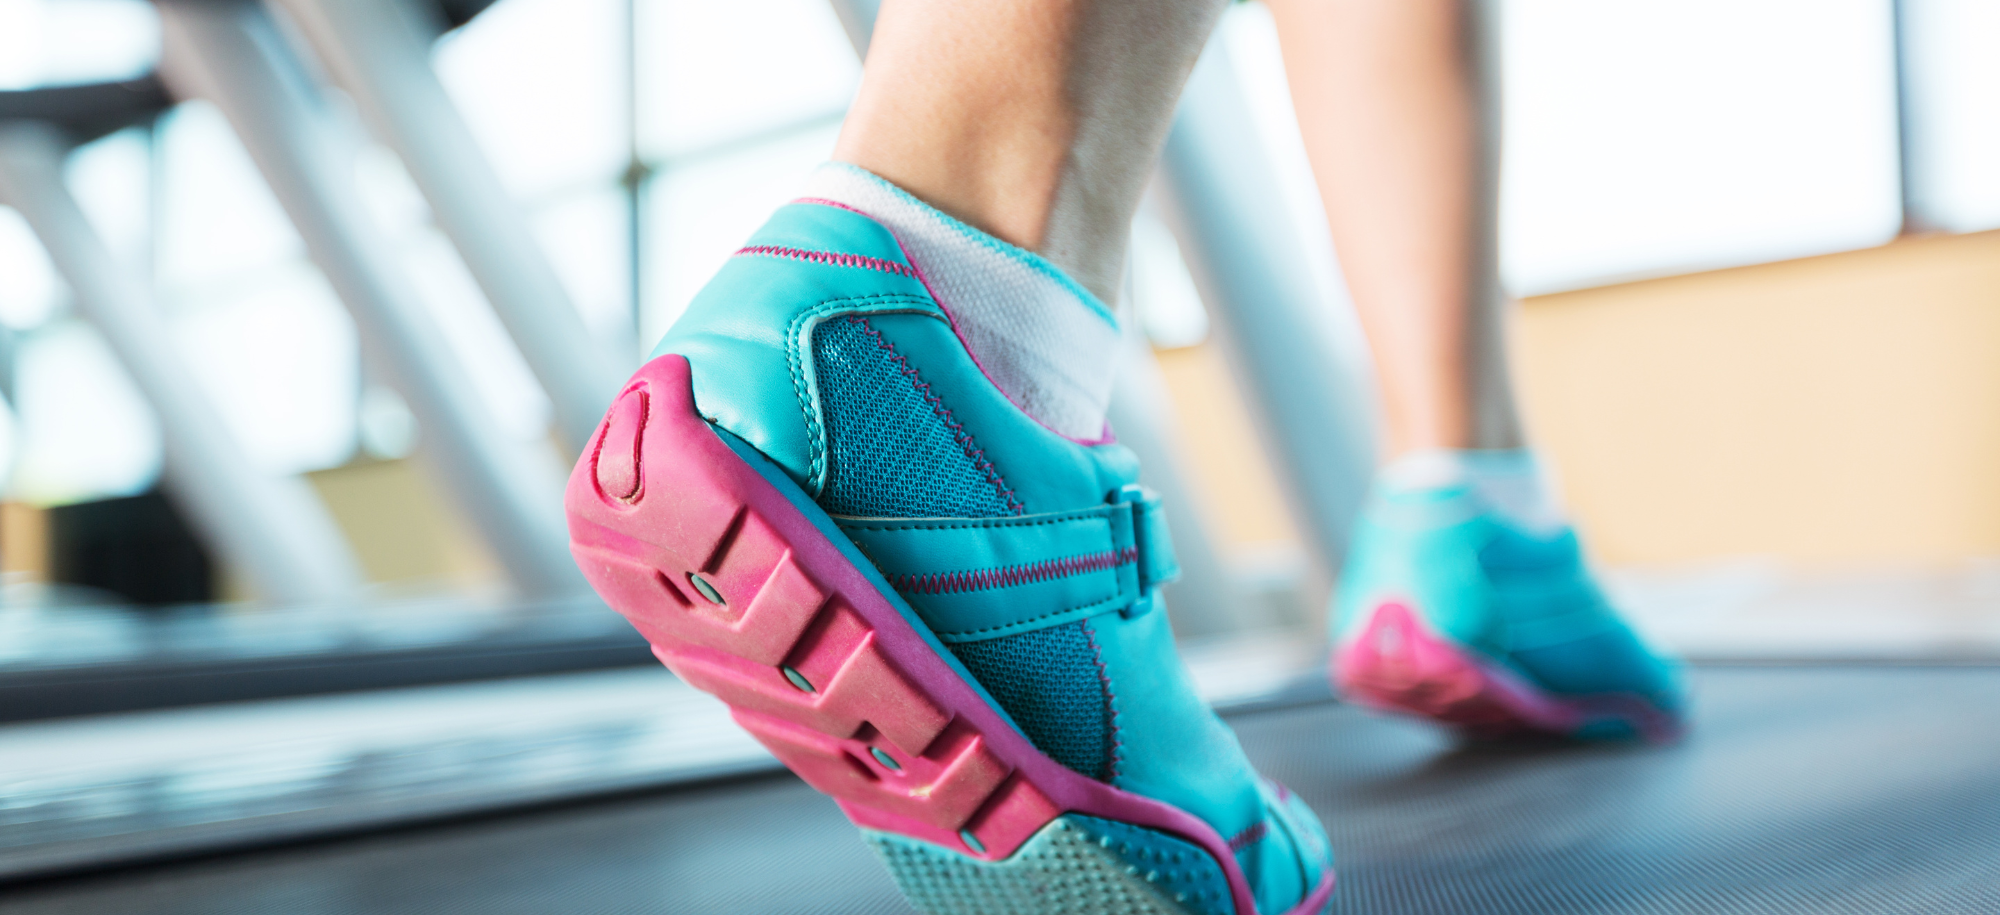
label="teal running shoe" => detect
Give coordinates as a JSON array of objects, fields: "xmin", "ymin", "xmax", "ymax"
[
  {"xmin": 1331, "ymin": 477, "xmax": 1686, "ymax": 742},
  {"xmin": 567, "ymin": 193, "xmax": 1334, "ymax": 914}
]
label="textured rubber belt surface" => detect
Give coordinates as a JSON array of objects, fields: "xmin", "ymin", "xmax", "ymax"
[{"xmin": 7, "ymin": 666, "xmax": 2000, "ymax": 914}]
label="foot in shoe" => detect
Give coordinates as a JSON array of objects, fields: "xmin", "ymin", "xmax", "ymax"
[
  {"xmin": 1331, "ymin": 450, "xmax": 1687, "ymax": 743},
  {"xmin": 567, "ymin": 164, "xmax": 1335, "ymax": 915}
]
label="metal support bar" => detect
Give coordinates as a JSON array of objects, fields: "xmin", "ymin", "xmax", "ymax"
[
  {"xmin": 0, "ymin": 121, "xmax": 365, "ymax": 604},
  {"xmin": 270, "ymin": 0, "xmax": 625, "ymax": 454},
  {"xmin": 825, "ymin": 0, "xmax": 883, "ymax": 59},
  {"xmin": 155, "ymin": 0, "xmax": 584, "ymax": 597},
  {"xmin": 1888, "ymin": 0, "xmax": 1927, "ymax": 235},
  {"xmin": 1159, "ymin": 37, "xmax": 1377, "ymax": 573}
]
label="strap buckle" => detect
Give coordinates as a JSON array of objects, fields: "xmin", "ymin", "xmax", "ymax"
[{"xmin": 1110, "ymin": 484, "xmax": 1181, "ymax": 617}]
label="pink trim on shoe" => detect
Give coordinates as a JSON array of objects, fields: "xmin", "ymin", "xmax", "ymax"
[
  {"xmin": 1288, "ymin": 870, "xmax": 1338, "ymax": 915},
  {"xmin": 1333, "ymin": 602, "xmax": 1682, "ymax": 744},
  {"xmin": 569, "ymin": 354, "xmax": 1288, "ymax": 914},
  {"xmin": 735, "ymin": 244, "xmax": 919, "ymax": 279}
]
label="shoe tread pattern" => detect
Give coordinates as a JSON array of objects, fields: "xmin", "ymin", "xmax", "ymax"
[
  {"xmin": 871, "ymin": 815, "xmax": 1232, "ymax": 915},
  {"xmin": 568, "ymin": 355, "xmax": 1056, "ymax": 860}
]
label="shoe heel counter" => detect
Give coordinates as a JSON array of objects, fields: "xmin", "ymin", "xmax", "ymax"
[{"xmin": 650, "ymin": 202, "xmax": 941, "ymax": 494}]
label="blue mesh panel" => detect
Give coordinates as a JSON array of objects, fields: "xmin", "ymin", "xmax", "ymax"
[
  {"xmin": 811, "ymin": 316, "xmax": 1016, "ymax": 519},
  {"xmin": 812, "ymin": 314, "xmax": 1111, "ymax": 781},
  {"xmin": 949, "ymin": 621, "xmax": 1113, "ymax": 781}
]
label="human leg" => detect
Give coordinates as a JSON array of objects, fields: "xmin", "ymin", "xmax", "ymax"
[
  {"xmin": 568, "ymin": 2, "xmax": 1334, "ymax": 913},
  {"xmin": 1265, "ymin": 0, "xmax": 1683, "ymax": 740},
  {"xmin": 1265, "ymin": 0, "xmax": 1517, "ymax": 457},
  {"xmin": 835, "ymin": 0, "xmax": 1222, "ymax": 305}
]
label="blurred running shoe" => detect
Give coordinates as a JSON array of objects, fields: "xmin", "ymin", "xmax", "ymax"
[{"xmin": 1331, "ymin": 455, "xmax": 1686, "ymax": 742}]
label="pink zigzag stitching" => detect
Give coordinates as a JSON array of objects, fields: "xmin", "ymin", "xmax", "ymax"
[
  {"xmin": 1083, "ymin": 619, "xmax": 1123, "ymax": 782},
  {"xmin": 1227, "ymin": 820, "xmax": 1270, "ymax": 853},
  {"xmin": 847, "ymin": 316, "xmax": 1025, "ymax": 514},
  {"xmin": 888, "ymin": 547, "xmax": 1137, "ymax": 596},
  {"xmin": 735, "ymin": 245, "xmax": 919, "ymax": 278}
]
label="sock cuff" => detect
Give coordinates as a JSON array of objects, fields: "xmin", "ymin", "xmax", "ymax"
[
  {"xmin": 801, "ymin": 162, "xmax": 1121, "ymax": 443},
  {"xmin": 1379, "ymin": 448, "xmax": 1568, "ymax": 535}
]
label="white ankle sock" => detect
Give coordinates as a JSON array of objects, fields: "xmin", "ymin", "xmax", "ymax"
[
  {"xmin": 800, "ymin": 162, "xmax": 1122, "ymax": 442},
  {"xmin": 1379, "ymin": 449, "xmax": 1568, "ymax": 535}
]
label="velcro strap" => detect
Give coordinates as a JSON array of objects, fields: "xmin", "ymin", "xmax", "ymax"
[
  {"xmin": 1117, "ymin": 484, "xmax": 1181, "ymax": 596},
  {"xmin": 835, "ymin": 488, "xmax": 1182, "ymax": 642}
]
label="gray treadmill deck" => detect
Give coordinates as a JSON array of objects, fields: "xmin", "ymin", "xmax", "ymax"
[{"xmin": 5, "ymin": 665, "xmax": 1998, "ymax": 914}]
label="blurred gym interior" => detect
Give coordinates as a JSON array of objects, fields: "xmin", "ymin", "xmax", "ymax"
[{"xmin": 1, "ymin": 1, "xmax": 1998, "ymax": 912}]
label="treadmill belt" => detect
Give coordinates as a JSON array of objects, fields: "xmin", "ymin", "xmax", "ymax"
[{"xmin": 5, "ymin": 665, "xmax": 1998, "ymax": 914}]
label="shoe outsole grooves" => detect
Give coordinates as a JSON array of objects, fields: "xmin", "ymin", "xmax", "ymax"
[
  {"xmin": 1333, "ymin": 602, "xmax": 1682, "ymax": 744},
  {"xmin": 567, "ymin": 355, "xmax": 1333, "ymax": 915},
  {"xmin": 871, "ymin": 815, "xmax": 1237, "ymax": 915}
]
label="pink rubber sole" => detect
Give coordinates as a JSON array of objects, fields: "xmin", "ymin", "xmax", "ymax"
[
  {"xmin": 1333, "ymin": 602, "xmax": 1681, "ymax": 744},
  {"xmin": 567, "ymin": 355, "xmax": 1332, "ymax": 914}
]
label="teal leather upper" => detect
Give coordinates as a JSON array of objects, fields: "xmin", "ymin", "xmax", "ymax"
[
  {"xmin": 655, "ymin": 203, "xmax": 936, "ymax": 495},
  {"xmin": 1335, "ymin": 483, "xmax": 1685, "ymax": 712},
  {"xmin": 657, "ymin": 201, "xmax": 1328, "ymax": 913}
]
